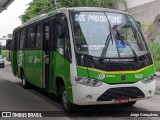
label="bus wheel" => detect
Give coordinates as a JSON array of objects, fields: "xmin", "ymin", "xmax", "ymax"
[
  {"xmin": 61, "ymin": 86, "xmax": 74, "ymax": 112},
  {"xmin": 21, "ymin": 72, "xmax": 29, "ymax": 89},
  {"xmin": 123, "ymin": 101, "xmax": 137, "ymax": 106}
]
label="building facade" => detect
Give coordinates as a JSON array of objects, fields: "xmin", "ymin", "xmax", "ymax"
[{"xmin": 116, "ymin": 0, "xmax": 160, "ymax": 30}]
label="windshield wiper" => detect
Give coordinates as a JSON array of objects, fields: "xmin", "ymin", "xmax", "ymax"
[
  {"xmin": 114, "ymin": 27, "xmax": 139, "ymax": 62},
  {"xmin": 99, "ymin": 12, "xmax": 120, "ymax": 62},
  {"xmin": 99, "ymin": 25, "xmax": 118, "ymax": 62},
  {"xmin": 124, "ymin": 39, "xmax": 139, "ymax": 62},
  {"xmin": 99, "ymin": 29, "xmax": 113, "ymax": 62},
  {"xmin": 99, "ymin": 26, "xmax": 139, "ymax": 62},
  {"xmin": 99, "ymin": 12, "xmax": 139, "ymax": 62}
]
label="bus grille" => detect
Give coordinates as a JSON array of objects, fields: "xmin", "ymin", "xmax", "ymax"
[{"xmin": 97, "ymin": 87, "xmax": 145, "ymax": 101}]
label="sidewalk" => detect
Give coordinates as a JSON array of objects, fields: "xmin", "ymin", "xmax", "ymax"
[{"xmin": 156, "ymin": 72, "xmax": 160, "ymax": 77}]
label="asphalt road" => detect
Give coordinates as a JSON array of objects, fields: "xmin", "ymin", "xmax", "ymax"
[{"xmin": 0, "ymin": 60, "xmax": 160, "ymax": 120}]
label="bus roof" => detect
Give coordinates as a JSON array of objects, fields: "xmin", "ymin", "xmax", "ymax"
[
  {"xmin": 67, "ymin": 7, "xmax": 128, "ymax": 14},
  {"xmin": 14, "ymin": 7, "xmax": 129, "ymax": 31}
]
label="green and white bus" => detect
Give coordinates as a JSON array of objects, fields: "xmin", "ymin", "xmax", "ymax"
[{"xmin": 10, "ymin": 7, "xmax": 156, "ymax": 112}]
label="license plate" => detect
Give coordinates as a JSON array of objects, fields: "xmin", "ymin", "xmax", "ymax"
[{"xmin": 114, "ymin": 98, "xmax": 129, "ymax": 104}]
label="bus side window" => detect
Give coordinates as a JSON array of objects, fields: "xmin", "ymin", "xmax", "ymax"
[
  {"xmin": 35, "ymin": 24, "xmax": 43, "ymax": 49},
  {"xmin": 56, "ymin": 20, "xmax": 65, "ymax": 56},
  {"xmin": 56, "ymin": 14, "xmax": 71, "ymax": 60},
  {"xmin": 15, "ymin": 32, "xmax": 20, "ymax": 50},
  {"xmin": 26, "ymin": 26, "xmax": 35, "ymax": 49},
  {"xmin": 56, "ymin": 32, "xmax": 64, "ymax": 55},
  {"xmin": 64, "ymin": 19, "xmax": 72, "ymax": 62},
  {"xmin": 19, "ymin": 29, "xmax": 26, "ymax": 49},
  {"xmin": 11, "ymin": 35, "xmax": 15, "ymax": 50}
]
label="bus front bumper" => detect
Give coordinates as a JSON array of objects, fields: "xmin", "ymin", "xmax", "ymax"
[{"xmin": 71, "ymin": 80, "xmax": 156, "ymax": 105}]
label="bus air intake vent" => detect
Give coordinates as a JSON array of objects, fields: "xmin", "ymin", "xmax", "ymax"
[{"xmin": 97, "ymin": 87, "xmax": 145, "ymax": 101}]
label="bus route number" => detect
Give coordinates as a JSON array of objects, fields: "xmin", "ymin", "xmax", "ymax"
[{"xmin": 75, "ymin": 14, "xmax": 85, "ymax": 22}]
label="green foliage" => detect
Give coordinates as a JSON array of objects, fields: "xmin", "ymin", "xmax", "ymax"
[
  {"xmin": 148, "ymin": 41, "xmax": 160, "ymax": 71},
  {"xmin": 20, "ymin": 0, "xmax": 126, "ymax": 23},
  {"xmin": 20, "ymin": 0, "xmax": 55, "ymax": 23}
]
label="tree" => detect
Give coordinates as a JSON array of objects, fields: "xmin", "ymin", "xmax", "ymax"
[
  {"xmin": 20, "ymin": 0, "xmax": 126, "ymax": 23},
  {"xmin": 20, "ymin": 0, "xmax": 55, "ymax": 23}
]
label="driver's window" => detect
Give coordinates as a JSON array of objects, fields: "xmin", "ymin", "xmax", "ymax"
[
  {"xmin": 56, "ymin": 14, "xmax": 65, "ymax": 56},
  {"xmin": 73, "ymin": 23, "xmax": 87, "ymax": 51},
  {"xmin": 56, "ymin": 14, "xmax": 70, "ymax": 57},
  {"xmin": 56, "ymin": 36, "xmax": 64, "ymax": 55}
]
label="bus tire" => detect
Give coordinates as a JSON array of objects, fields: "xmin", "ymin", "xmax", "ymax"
[
  {"xmin": 123, "ymin": 101, "xmax": 137, "ymax": 106},
  {"xmin": 21, "ymin": 71, "xmax": 29, "ymax": 89},
  {"xmin": 61, "ymin": 85, "xmax": 74, "ymax": 112}
]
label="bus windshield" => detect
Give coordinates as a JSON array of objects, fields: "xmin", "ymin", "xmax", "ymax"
[{"xmin": 70, "ymin": 12, "xmax": 148, "ymax": 58}]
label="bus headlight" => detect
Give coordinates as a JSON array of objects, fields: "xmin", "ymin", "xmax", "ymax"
[
  {"xmin": 141, "ymin": 74, "xmax": 156, "ymax": 84},
  {"xmin": 75, "ymin": 76, "xmax": 103, "ymax": 87}
]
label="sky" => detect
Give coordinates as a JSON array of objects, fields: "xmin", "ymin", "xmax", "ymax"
[{"xmin": 0, "ymin": 0, "xmax": 33, "ymax": 38}]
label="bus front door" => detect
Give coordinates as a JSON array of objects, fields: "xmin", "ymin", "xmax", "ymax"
[{"xmin": 42, "ymin": 23, "xmax": 50, "ymax": 90}]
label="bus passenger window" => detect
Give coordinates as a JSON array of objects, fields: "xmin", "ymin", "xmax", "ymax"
[
  {"xmin": 56, "ymin": 14, "xmax": 71, "ymax": 57},
  {"xmin": 35, "ymin": 24, "xmax": 43, "ymax": 49},
  {"xmin": 64, "ymin": 21, "xmax": 72, "ymax": 62},
  {"xmin": 27, "ymin": 27, "xmax": 35, "ymax": 49},
  {"xmin": 20, "ymin": 29, "xmax": 26, "ymax": 49},
  {"xmin": 56, "ymin": 28, "xmax": 64, "ymax": 56},
  {"xmin": 15, "ymin": 33, "xmax": 20, "ymax": 50}
]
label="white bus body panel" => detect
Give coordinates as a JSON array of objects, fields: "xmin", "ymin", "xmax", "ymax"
[{"xmin": 72, "ymin": 80, "xmax": 156, "ymax": 105}]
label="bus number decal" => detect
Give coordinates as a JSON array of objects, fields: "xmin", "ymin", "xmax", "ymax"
[
  {"xmin": 28, "ymin": 56, "xmax": 40, "ymax": 64},
  {"xmin": 29, "ymin": 56, "xmax": 33, "ymax": 63},
  {"xmin": 74, "ymin": 14, "xmax": 122, "ymax": 24},
  {"xmin": 34, "ymin": 56, "xmax": 40, "ymax": 63},
  {"xmin": 135, "ymin": 74, "xmax": 143, "ymax": 79}
]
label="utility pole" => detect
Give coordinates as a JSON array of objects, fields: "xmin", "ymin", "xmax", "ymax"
[{"xmin": 54, "ymin": 0, "xmax": 57, "ymax": 10}]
